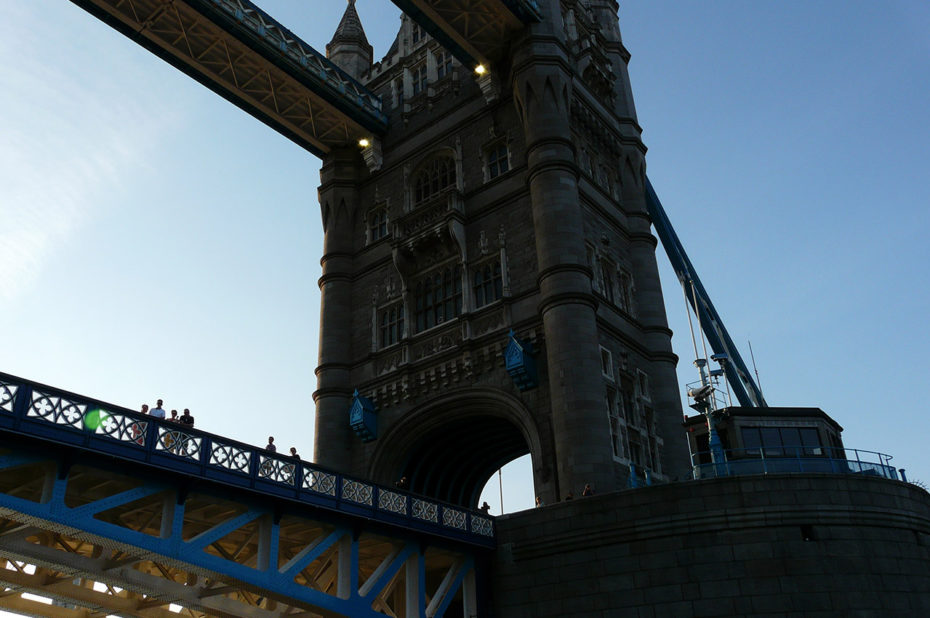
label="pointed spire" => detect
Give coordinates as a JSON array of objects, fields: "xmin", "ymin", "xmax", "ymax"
[
  {"xmin": 327, "ymin": 0, "xmax": 373, "ymax": 79},
  {"xmin": 329, "ymin": 0, "xmax": 371, "ymax": 52}
]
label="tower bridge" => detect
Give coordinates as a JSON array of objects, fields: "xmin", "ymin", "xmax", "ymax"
[{"xmin": 2, "ymin": 0, "xmax": 929, "ymax": 615}]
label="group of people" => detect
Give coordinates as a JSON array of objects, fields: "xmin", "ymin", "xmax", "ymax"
[
  {"xmin": 536, "ymin": 483, "xmax": 596, "ymax": 507},
  {"xmin": 140, "ymin": 399, "xmax": 194, "ymax": 428},
  {"xmin": 265, "ymin": 436, "xmax": 300, "ymax": 459}
]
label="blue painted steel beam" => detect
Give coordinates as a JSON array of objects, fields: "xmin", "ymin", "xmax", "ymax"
[
  {"xmin": 0, "ymin": 371, "xmax": 496, "ymax": 549},
  {"xmin": 68, "ymin": 0, "xmax": 386, "ymax": 158},
  {"xmin": 0, "ymin": 438, "xmax": 486, "ymax": 616},
  {"xmin": 644, "ymin": 177, "xmax": 767, "ymax": 408}
]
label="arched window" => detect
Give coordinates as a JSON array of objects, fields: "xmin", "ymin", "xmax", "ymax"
[
  {"xmin": 413, "ymin": 156, "xmax": 456, "ymax": 204},
  {"xmin": 414, "ymin": 265, "xmax": 463, "ymax": 332},
  {"xmin": 473, "ymin": 260, "xmax": 503, "ymax": 308}
]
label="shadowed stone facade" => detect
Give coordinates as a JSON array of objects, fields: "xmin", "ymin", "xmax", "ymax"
[
  {"xmin": 313, "ymin": 0, "xmax": 689, "ymax": 507},
  {"xmin": 493, "ymin": 475, "xmax": 930, "ymax": 616}
]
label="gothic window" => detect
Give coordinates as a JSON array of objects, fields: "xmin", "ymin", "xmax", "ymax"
[
  {"xmin": 394, "ymin": 78, "xmax": 404, "ymax": 108},
  {"xmin": 486, "ymin": 143, "xmax": 510, "ymax": 180},
  {"xmin": 412, "ymin": 24, "xmax": 422, "ymax": 44},
  {"xmin": 412, "ymin": 63, "xmax": 428, "ymax": 96},
  {"xmin": 473, "ymin": 260, "xmax": 503, "ymax": 308},
  {"xmin": 606, "ymin": 387, "xmax": 627, "ymax": 459},
  {"xmin": 598, "ymin": 257, "xmax": 615, "ymax": 303},
  {"xmin": 636, "ymin": 369, "xmax": 651, "ymax": 402},
  {"xmin": 368, "ymin": 206, "xmax": 388, "ymax": 243},
  {"xmin": 413, "ymin": 156, "xmax": 456, "ymax": 204},
  {"xmin": 618, "ymin": 269, "xmax": 633, "ymax": 314},
  {"xmin": 435, "ymin": 50, "xmax": 453, "ymax": 79},
  {"xmin": 600, "ymin": 346, "xmax": 613, "ymax": 378},
  {"xmin": 378, "ymin": 303, "xmax": 404, "ymax": 348},
  {"xmin": 414, "ymin": 264, "xmax": 463, "ymax": 332}
]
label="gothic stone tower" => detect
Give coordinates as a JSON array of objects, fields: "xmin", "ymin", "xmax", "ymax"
[{"xmin": 314, "ymin": 0, "xmax": 690, "ymax": 507}]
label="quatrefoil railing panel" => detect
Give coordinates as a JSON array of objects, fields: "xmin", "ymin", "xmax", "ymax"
[
  {"xmin": 209, "ymin": 441, "xmax": 252, "ymax": 474},
  {"xmin": 302, "ymin": 468, "xmax": 337, "ymax": 496},
  {"xmin": 442, "ymin": 507, "xmax": 467, "ymax": 531},
  {"xmin": 28, "ymin": 391, "xmax": 86, "ymax": 429},
  {"xmin": 412, "ymin": 499, "xmax": 438, "ymax": 523},
  {"xmin": 155, "ymin": 426, "xmax": 201, "ymax": 461},
  {"xmin": 378, "ymin": 490, "xmax": 408, "ymax": 515},
  {"xmin": 257, "ymin": 455, "xmax": 296, "ymax": 485},
  {"xmin": 0, "ymin": 381, "xmax": 18, "ymax": 413},
  {"xmin": 341, "ymin": 480, "xmax": 373, "ymax": 506},
  {"xmin": 471, "ymin": 516, "xmax": 494, "ymax": 537}
]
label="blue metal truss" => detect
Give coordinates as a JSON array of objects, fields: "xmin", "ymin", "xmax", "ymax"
[{"xmin": 0, "ymin": 371, "xmax": 492, "ymax": 614}]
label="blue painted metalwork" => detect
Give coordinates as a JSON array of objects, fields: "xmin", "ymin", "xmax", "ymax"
[
  {"xmin": 68, "ymin": 0, "xmax": 387, "ymax": 159},
  {"xmin": 195, "ymin": 0, "xmax": 386, "ymax": 129},
  {"xmin": 349, "ymin": 389, "xmax": 378, "ymax": 442},
  {"xmin": 505, "ymin": 330, "xmax": 538, "ymax": 391},
  {"xmin": 644, "ymin": 177, "xmax": 767, "ymax": 408},
  {"xmin": 0, "ymin": 371, "xmax": 494, "ymax": 549},
  {"xmin": 690, "ymin": 446, "xmax": 899, "ymax": 480}
]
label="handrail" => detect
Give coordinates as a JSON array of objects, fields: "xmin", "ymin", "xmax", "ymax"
[
  {"xmin": 690, "ymin": 445, "xmax": 899, "ymax": 481},
  {"xmin": 0, "ymin": 371, "xmax": 494, "ymax": 547}
]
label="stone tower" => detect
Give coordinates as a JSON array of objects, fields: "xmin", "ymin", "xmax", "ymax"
[{"xmin": 314, "ymin": 0, "xmax": 690, "ymax": 506}]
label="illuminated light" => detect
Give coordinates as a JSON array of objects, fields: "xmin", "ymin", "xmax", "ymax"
[
  {"xmin": 358, "ymin": 138, "xmax": 370, "ymax": 148},
  {"xmin": 474, "ymin": 64, "xmax": 487, "ymax": 76}
]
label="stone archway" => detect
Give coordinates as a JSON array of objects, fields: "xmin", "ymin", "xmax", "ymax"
[{"xmin": 368, "ymin": 387, "xmax": 543, "ymax": 508}]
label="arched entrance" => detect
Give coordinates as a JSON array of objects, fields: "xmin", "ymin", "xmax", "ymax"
[{"xmin": 369, "ymin": 388, "xmax": 543, "ymax": 508}]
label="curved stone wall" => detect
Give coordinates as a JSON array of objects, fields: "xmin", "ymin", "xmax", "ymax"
[{"xmin": 493, "ymin": 475, "xmax": 930, "ymax": 616}]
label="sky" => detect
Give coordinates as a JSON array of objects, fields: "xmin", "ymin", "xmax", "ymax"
[{"xmin": 0, "ymin": 4, "xmax": 928, "ymax": 601}]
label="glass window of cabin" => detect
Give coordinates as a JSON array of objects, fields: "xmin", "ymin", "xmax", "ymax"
[{"xmin": 799, "ymin": 427, "xmax": 823, "ymax": 455}]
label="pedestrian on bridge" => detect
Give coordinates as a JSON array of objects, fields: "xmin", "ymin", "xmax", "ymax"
[
  {"xmin": 150, "ymin": 400, "xmax": 166, "ymax": 419},
  {"xmin": 266, "ymin": 436, "xmax": 276, "ymax": 452},
  {"xmin": 179, "ymin": 408, "xmax": 194, "ymax": 427}
]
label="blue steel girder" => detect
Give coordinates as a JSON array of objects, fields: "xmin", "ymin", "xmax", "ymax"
[
  {"xmin": 0, "ymin": 371, "xmax": 495, "ymax": 615},
  {"xmin": 392, "ymin": 0, "xmax": 541, "ymax": 72},
  {"xmin": 69, "ymin": 0, "xmax": 387, "ymax": 158},
  {"xmin": 644, "ymin": 178, "xmax": 768, "ymax": 408}
]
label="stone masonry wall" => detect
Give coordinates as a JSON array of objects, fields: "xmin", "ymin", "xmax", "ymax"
[{"xmin": 492, "ymin": 475, "xmax": 930, "ymax": 617}]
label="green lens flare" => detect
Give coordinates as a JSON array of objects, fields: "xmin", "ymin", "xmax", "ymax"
[{"xmin": 84, "ymin": 409, "xmax": 108, "ymax": 431}]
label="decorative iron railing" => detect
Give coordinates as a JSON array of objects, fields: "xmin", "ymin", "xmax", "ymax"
[
  {"xmin": 0, "ymin": 371, "xmax": 493, "ymax": 546},
  {"xmin": 205, "ymin": 0, "xmax": 385, "ymax": 126},
  {"xmin": 691, "ymin": 446, "xmax": 899, "ymax": 481}
]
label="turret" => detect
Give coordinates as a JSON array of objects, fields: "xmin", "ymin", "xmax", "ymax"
[{"xmin": 326, "ymin": 0, "xmax": 373, "ymax": 80}]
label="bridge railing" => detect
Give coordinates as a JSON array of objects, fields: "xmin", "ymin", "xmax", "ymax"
[
  {"xmin": 691, "ymin": 446, "xmax": 899, "ymax": 481},
  {"xmin": 0, "ymin": 371, "xmax": 494, "ymax": 547}
]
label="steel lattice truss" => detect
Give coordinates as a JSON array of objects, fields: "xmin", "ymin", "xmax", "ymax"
[
  {"xmin": 392, "ymin": 0, "xmax": 539, "ymax": 70},
  {"xmin": 0, "ymin": 453, "xmax": 479, "ymax": 617},
  {"xmin": 71, "ymin": 0, "xmax": 387, "ymax": 157}
]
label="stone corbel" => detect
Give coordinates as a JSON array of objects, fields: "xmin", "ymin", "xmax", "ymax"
[
  {"xmin": 476, "ymin": 71, "xmax": 500, "ymax": 104},
  {"xmin": 361, "ymin": 137, "xmax": 383, "ymax": 173}
]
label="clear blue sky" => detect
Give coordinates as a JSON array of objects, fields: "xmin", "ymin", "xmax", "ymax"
[{"xmin": 1, "ymin": 0, "xmax": 928, "ymax": 554}]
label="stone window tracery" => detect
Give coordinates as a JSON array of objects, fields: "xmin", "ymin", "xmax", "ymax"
[
  {"xmin": 378, "ymin": 302, "xmax": 405, "ymax": 348},
  {"xmin": 473, "ymin": 260, "xmax": 503, "ymax": 308},
  {"xmin": 413, "ymin": 156, "xmax": 456, "ymax": 204},
  {"xmin": 435, "ymin": 50, "xmax": 453, "ymax": 79},
  {"xmin": 414, "ymin": 264, "xmax": 463, "ymax": 332},
  {"xmin": 412, "ymin": 63, "xmax": 428, "ymax": 96},
  {"xmin": 368, "ymin": 205, "xmax": 388, "ymax": 243},
  {"xmin": 486, "ymin": 143, "xmax": 510, "ymax": 180}
]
